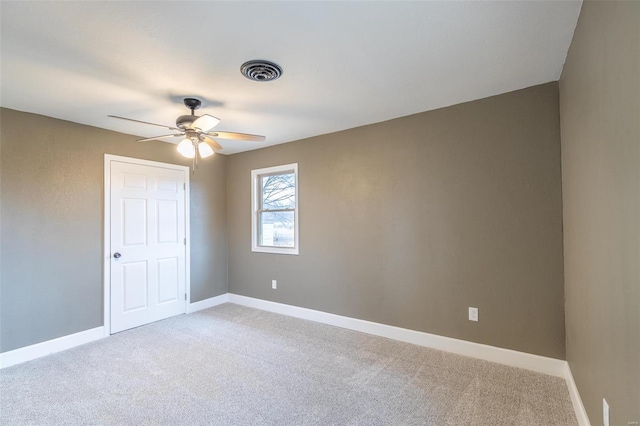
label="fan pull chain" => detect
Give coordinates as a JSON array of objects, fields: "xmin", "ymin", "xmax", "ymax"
[
  {"xmin": 190, "ymin": 139, "xmax": 199, "ymax": 174},
  {"xmin": 192, "ymin": 141, "xmax": 196, "ymax": 175}
]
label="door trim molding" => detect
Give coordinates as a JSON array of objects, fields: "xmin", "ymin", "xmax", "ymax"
[{"xmin": 103, "ymin": 154, "xmax": 191, "ymax": 337}]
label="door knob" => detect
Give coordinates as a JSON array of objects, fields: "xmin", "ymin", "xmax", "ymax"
[{"xmin": 113, "ymin": 252, "xmax": 121, "ymax": 259}]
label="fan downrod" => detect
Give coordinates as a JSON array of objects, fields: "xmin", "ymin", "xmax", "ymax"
[{"xmin": 183, "ymin": 98, "xmax": 202, "ymax": 112}]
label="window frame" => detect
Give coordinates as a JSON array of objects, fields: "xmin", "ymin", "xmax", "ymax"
[{"xmin": 251, "ymin": 163, "xmax": 299, "ymax": 255}]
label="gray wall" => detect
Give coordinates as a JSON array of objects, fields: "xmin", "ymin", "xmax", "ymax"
[
  {"xmin": 0, "ymin": 108, "xmax": 228, "ymax": 353},
  {"xmin": 559, "ymin": 1, "xmax": 640, "ymax": 424},
  {"xmin": 227, "ymin": 83, "xmax": 566, "ymax": 359}
]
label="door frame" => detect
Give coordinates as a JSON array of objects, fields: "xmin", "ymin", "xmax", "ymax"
[{"xmin": 103, "ymin": 154, "xmax": 191, "ymax": 337}]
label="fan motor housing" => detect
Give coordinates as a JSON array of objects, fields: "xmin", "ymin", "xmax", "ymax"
[{"xmin": 176, "ymin": 114, "xmax": 197, "ymax": 130}]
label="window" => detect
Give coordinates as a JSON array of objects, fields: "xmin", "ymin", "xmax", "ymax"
[{"xmin": 251, "ymin": 163, "xmax": 299, "ymax": 255}]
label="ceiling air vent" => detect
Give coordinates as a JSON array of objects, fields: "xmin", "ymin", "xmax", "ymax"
[{"xmin": 240, "ymin": 60, "xmax": 283, "ymax": 82}]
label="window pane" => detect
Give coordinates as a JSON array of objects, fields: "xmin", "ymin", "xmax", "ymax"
[
  {"xmin": 260, "ymin": 211, "xmax": 294, "ymax": 247},
  {"xmin": 261, "ymin": 173, "xmax": 295, "ymax": 210}
]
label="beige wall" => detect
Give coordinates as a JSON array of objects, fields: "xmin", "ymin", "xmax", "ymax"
[
  {"xmin": 0, "ymin": 108, "xmax": 228, "ymax": 352},
  {"xmin": 560, "ymin": 1, "xmax": 640, "ymax": 424},
  {"xmin": 227, "ymin": 83, "xmax": 566, "ymax": 359}
]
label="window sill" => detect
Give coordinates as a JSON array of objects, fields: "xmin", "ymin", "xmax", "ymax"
[{"xmin": 252, "ymin": 246, "xmax": 299, "ymax": 255}]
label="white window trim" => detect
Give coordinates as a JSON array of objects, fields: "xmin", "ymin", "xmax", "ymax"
[{"xmin": 251, "ymin": 163, "xmax": 299, "ymax": 255}]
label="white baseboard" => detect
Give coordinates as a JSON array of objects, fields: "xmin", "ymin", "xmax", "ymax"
[
  {"xmin": 0, "ymin": 294, "xmax": 228, "ymax": 369},
  {"xmin": 1, "ymin": 293, "xmax": 589, "ymax": 425},
  {"xmin": 565, "ymin": 363, "xmax": 591, "ymax": 426},
  {"xmin": 188, "ymin": 293, "xmax": 229, "ymax": 313},
  {"xmin": 227, "ymin": 293, "xmax": 567, "ymax": 378},
  {"xmin": 0, "ymin": 326, "xmax": 105, "ymax": 369}
]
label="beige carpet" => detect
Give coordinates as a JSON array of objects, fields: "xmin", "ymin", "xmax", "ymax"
[{"xmin": 0, "ymin": 303, "xmax": 577, "ymax": 425}]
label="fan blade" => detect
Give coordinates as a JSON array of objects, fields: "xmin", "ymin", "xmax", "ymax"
[
  {"xmin": 203, "ymin": 136, "xmax": 223, "ymax": 151},
  {"xmin": 206, "ymin": 131, "xmax": 265, "ymax": 142},
  {"xmin": 192, "ymin": 114, "xmax": 220, "ymax": 133},
  {"xmin": 136, "ymin": 134, "xmax": 183, "ymax": 142},
  {"xmin": 108, "ymin": 115, "xmax": 181, "ymax": 131}
]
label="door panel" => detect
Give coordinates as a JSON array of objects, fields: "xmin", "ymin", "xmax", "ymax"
[
  {"xmin": 123, "ymin": 172, "xmax": 147, "ymax": 190},
  {"xmin": 122, "ymin": 261, "xmax": 148, "ymax": 311},
  {"xmin": 122, "ymin": 198, "xmax": 147, "ymax": 246},
  {"xmin": 110, "ymin": 161, "xmax": 186, "ymax": 333},
  {"xmin": 157, "ymin": 200, "xmax": 178, "ymax": 243},
  {"xmin": 157, "ymin": 176, "xmax": 178, "ymax": 192},
  {"xmin": 157, "ymin": 257, "xmax": 179, "ymax": 303}
]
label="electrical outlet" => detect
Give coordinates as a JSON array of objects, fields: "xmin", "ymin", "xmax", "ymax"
[
  {"xmin": 603, "ymin": 399, "xmax": 609, "ymax": 426},
  {"xmin": 469, "ymin": 307, "xmax": 478, "ymax": 322},
  {"xmin": 272, "ymin": 280, "xmax": 277, "ymax": 290}
]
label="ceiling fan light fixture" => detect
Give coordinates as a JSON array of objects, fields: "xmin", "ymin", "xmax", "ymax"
[
  {"xmin": 109, "ymin": 97, "xmax": 265, "ymax": 171},
  {"xmin": 177, "ymin": 138, "xmax": 195, "ymax": 158},
  {"xmin": 198, "ymin": 142, "xmax": 215, "ymax": 158}
]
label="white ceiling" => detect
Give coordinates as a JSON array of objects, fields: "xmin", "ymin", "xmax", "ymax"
[{"xmin": 1, "ymin": 1, "xmax": 581, "ymax": 155}]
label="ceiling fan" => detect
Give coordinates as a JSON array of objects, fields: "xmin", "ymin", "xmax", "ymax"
[{"xmin": 109, "ymin": 97, "xmax": 265, "ymax": 162}]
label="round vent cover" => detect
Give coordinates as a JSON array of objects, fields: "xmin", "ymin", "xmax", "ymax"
[{"xmin": 240, "ymin": 60, "xmax": 283, "ymax": 82}]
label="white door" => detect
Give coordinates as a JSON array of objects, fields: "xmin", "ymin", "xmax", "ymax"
[{"xmin": 109, "ymin": 160, "xmax": 187, "ymax": 333}]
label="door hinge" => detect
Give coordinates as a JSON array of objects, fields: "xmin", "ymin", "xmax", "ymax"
[
  {"xmin": 184, "ymin": 293, "xmax": 187, "ymax": 301},
  {"xmin": 183, "ymin": 183, "xmax": 186, "ymax": 190},
  {"xmin": 184, "ymin": 238, "xmax": 186, "ymax": 245}
]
